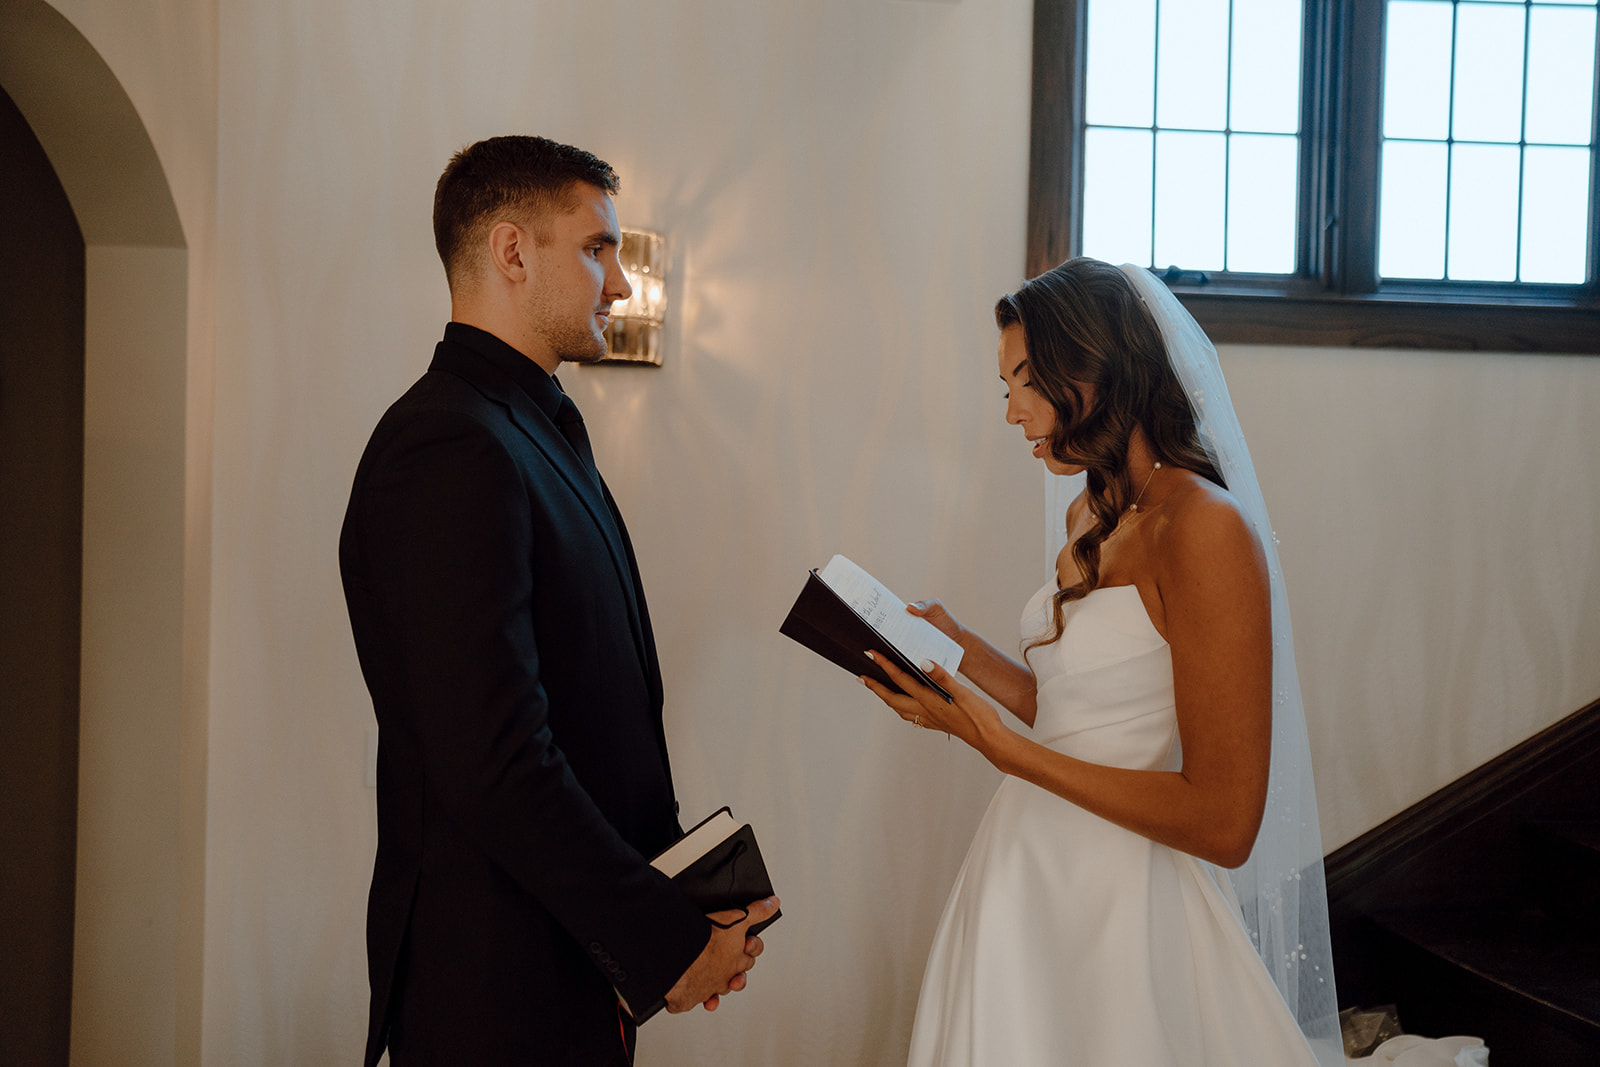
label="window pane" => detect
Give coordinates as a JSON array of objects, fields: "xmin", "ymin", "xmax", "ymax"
[
  {"xmin": 1521, "ymin": 146, "xmax": 1593, "ymax": 282},
  {"xmin": 1230, "ymin": 0, "xmax": 1304, "ymax": 134},
  {"xmin": 1154, "ymin": 131, "xmax": 1226, "ymax": 269},
  {"xmin": 1384, "ymin": 1, "xmax": 1455, "ymax": 140},
  {"xmin": 1453, "ymin": 4, "xmax": 1527, "ymax": 143},
  {"xmin": 1526, "ymin": 6, "xmax": 1598, "ymax": 144},
  {"xmin": 1447, "ymin": 143, "xmax": 1521, "ymax": 280},
  {"xmin": 1379, "ymin": 140, "xmax": 1448, "ymax": 278},
  {"xmin": 1157, "ymin": 0, "xmax": 1229, "ymax": 130},
  {"xmin": 1083, "ymin": 128, "xmax": 1155, "ymax": 266},
  {"xmin": 1227, "ymin": 134, "xmax": 1299, "ymax": 272},
  {"xmin": 1086, "ymin": 0, "xmax": 1156, "ymax": 128}
]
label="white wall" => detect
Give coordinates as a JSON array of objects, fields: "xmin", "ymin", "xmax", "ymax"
[
  {"xmin": 1223, "ymin": 344, "xmax": 1600, "ymax": 848},
  {"xmin": 24, "ymin": 0, "xmax": 1600, "ymax": 1063},
  {"xmin": 207, "ymin": 1, "xmax": 1036, "ymax": 1062}
]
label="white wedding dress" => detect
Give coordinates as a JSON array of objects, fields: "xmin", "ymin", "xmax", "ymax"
[{"xmin": 906, "ymin": 581, "xmax": 1323, "ymax": 1067}]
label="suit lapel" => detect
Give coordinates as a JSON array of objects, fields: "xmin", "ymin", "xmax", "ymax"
[
  {"xmin": 600, "ymin": 479, "xmax": 665, "ymax": 710},
  {"xmin": 428, "ymin": 343, "xmax": 651, "ymax": 675},
  {"xmin": 503, "ymin": 402, "xmax": 647, "ymax": 633}
]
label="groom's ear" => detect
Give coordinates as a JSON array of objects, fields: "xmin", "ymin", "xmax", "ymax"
[{"xmin": 486, "ymin": 221, "xmax": 531, "ymax": 285}]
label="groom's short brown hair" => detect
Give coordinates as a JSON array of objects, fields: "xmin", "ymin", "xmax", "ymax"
[{"xmin": 433, "ymin": 135, "xmax": 620, "ymax": 291}]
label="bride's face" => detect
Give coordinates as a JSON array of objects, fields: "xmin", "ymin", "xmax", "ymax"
[{"xmin": 998, "ymin": 324, "xmax": 1089, "ymax": 477}]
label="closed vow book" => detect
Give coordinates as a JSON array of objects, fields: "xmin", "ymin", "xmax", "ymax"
[
  {"xmin": 627, "ymin": 806, "xmax": 779, "ymax": 1023},
  {"xmin": 779, "ymin": 555, "xmax": 962, "ymax": 702}
]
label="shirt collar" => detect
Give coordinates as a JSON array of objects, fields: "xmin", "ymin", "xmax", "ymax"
[{"xmin": 442, "ymin": 321, "xmax": 568, "ymax": 420}]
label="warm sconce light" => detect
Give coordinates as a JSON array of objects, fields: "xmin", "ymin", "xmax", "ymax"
[{"xmin": 601, "ymin": 228, "xmax": 666, "ymax": 365}]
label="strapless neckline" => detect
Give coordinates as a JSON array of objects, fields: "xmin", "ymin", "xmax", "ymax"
[
  {"xmin": 1032, "ymin": 581, "xmax": 1166, "ymax": 648},
  {"xmin": 905, "ymin": 576, "xmax": 1323, "ymax": 1067}
]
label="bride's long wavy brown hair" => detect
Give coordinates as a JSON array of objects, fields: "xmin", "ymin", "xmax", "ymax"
[{"xmin": 997, "ymin": 258, "xmax": 1223, "ymax": 655}]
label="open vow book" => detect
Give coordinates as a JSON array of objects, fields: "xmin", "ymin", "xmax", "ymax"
[
  {"xmin": 624, "ymin": 807, "xmax": 780, "ymax": 1023},
  {"xmin": 779, "ymin": 554, "xmax": 964, "ymax": 702}
]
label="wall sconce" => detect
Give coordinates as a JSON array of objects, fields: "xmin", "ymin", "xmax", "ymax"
[{"xmin": 601, "ymin": 228, "xmax": 666, "ymax": 365}]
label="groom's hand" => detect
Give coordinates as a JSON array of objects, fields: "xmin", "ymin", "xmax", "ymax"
[{"xmin": 664, "ymin": 896, "xmax": 780, "ymax": 1013}]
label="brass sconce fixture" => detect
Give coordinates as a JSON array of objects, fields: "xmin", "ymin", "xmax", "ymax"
[{"xmin": 601, "ymin": 229, "xmax": 666, "ymax": 365}]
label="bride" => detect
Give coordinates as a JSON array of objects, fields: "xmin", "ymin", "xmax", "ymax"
[{"xmin": 862, "ymin": 259, "xmax": 1342, "ymax": 1066}]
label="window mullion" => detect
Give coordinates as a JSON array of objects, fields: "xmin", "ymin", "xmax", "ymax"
[
  {"xmin": 1304, "ymin": 0, "xmax": 1344, "ymax": 287},
  {"xmin": 1340, "ymin": 0, "xmax": 1383, "ymax": 294},
  {"xmin": 1223, "ymin": 0, "xmax": 1235, "ymax": 272},
  {"xmin": 1024, "ymin": 0, "xmax": 1084, "ymax": 278},
  {"xmin": 1515, "ymin": 1, "xmax": 1531, "ymax": 283},
  {"xmin": 1589, "ymin": 11, "xmax": 1600, "ymax": 288},
  {"xmin": 1441, "ymin": 0, "xmax": 1459, "ymax": 280},
  {"xmin": 1150, "ymin": 0, "xmax": 1163, "ymax": 270}
]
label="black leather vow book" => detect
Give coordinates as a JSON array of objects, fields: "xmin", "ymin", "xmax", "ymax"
[
  {"xmin": 779, "ymin": 569, "xmax": 954, "ymax": 702},
  {"xmin": 628, "ymin": 807, "xmax": 779, "ymax": 1023}
]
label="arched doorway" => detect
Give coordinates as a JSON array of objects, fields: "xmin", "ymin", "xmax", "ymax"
[
  {"xmin": 0, "ymin": 79, "xmax": 85, "ymax": 1067},
  {"xmin": 0, "ymin": 1, "xmax": 203, "ymax": 1063}
]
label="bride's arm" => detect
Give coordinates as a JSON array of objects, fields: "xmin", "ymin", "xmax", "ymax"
[
  {"xmin": 903, "ymin": 600, "xmax": 1038, "ymax": 727},
  {"xmin": 868, "ymin": 493, "xmax": 1272, "ymax": 869}
]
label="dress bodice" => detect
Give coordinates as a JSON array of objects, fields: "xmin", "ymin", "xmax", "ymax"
[
  {"xmin": 905, "ymin": 580, "xmax": 1325, "ymax": 1066},
  {"xmin": 1020, "ymin": 581, "xmax": 1179, "ymax": 773}
]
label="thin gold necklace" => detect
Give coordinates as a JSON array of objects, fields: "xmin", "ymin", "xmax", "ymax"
[{"xmin": 1127, "ymin": 461, "xmax": 1161, "ymax": 513}]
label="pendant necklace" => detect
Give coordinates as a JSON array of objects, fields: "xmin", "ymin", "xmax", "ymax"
[{"xmin": 1127, "ymin": 462, "xmax": 1162, "ymax": 513}]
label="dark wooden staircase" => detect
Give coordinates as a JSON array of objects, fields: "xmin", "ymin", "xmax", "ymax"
[{"xmin": 1326, "ymin": 699, "xmax": 1600, "ymax": 1066}]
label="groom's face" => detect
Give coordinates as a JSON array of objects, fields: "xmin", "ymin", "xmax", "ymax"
[{"xmin": 519, "ymin": 183, "xmax": 633, "ymax": 365}]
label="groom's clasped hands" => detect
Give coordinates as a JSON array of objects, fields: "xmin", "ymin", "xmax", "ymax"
[{"xmin": 664, "ymin": 897, "xmax": 782, "ymax": 1014}]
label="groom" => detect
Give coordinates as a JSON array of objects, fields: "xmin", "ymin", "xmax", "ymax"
[{"xmin": 340, "ymin": 135, "xmax": 776, "ymax": 1065}]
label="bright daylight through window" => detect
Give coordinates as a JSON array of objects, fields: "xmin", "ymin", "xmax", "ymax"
[
  {"xmin": 1379, "ymin": 0, "xmax": 1595, "ymax": 283},
  {"xmin": 1068, "ymin": 1, "xmax": 1593, "ymax": 308},
  {"xmin": 1083, "ymin": 0, "xmax": 1305, "ymax": 274}
]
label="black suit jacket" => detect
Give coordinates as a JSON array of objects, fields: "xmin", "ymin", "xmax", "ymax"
[{"xmin": 340, "ymin": 323, "xmax": 710, "ymax": 1065}]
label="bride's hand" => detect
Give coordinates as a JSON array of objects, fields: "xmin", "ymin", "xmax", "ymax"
[
  {"xmin": 861, "ymin": 653, "xmax": 1001, "ymax": 753},
  {"xmin": 906, "ymin": 599, "xmax": 963, "ymax": 643}
]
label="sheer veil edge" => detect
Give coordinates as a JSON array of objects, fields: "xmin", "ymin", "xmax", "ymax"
[{"xmin": 1041, "ymin": 265, "xmax": 1342, "ymax": 1064}]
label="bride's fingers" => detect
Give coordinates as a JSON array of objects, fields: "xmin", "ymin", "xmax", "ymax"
[
  {"xmin": 915, "ymin": 659, "xmax": 975, "ymax": 704},
  {"xmin": 859, "ymin": 658, "xmax": 932, "ymax": 719},
  {"xmin": 860, "ymin": 673, "xmax": 921, "ymax": 717},
  {"xmin": 865, "ymin": 652, "xmax": 948, "ymax": 711},
  {"xmin": 906, "ymin": 599, "xmax": 950, "ymax": 624},
  {"xmin": 873, "ymin": 650, "xmax": 968, "ymax": 707}
]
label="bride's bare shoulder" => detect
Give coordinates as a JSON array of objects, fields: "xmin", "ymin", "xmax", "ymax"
[{"xmin": 1153, "ymin": 472, "xmax": 1266, "ymax": 579}]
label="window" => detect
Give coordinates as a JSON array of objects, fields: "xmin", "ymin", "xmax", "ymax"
[
  {"xmin": 1027, "ymin": 0, "xmax": 1600, "ymax": 351},
  {"xmin": 1081, "ymin": 0, "xmax": 1306, "ymax": 274}
]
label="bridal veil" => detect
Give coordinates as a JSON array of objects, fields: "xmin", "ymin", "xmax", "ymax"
[{"xmin": 1043, "ymin": 265, "xmax": 1342, "ymax": 1064}]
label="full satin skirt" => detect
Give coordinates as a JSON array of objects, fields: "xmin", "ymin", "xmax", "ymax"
[{"xmin": 906, "ymin": 584, "xmax": 1322, "ymax": 1067}]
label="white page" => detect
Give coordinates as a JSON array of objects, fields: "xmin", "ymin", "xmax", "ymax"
[
  {"xmin": 818, "ymin": 555, "xmax": 964, "ymax": 673},
  {"xmin": 652, "ymin": 808, "xmax": 738, "ymax": 878}
]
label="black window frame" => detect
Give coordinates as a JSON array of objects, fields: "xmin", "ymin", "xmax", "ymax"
[{"xmin": 1027, "ymin": 0, "xmax": 1600, "ymax": 352}]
